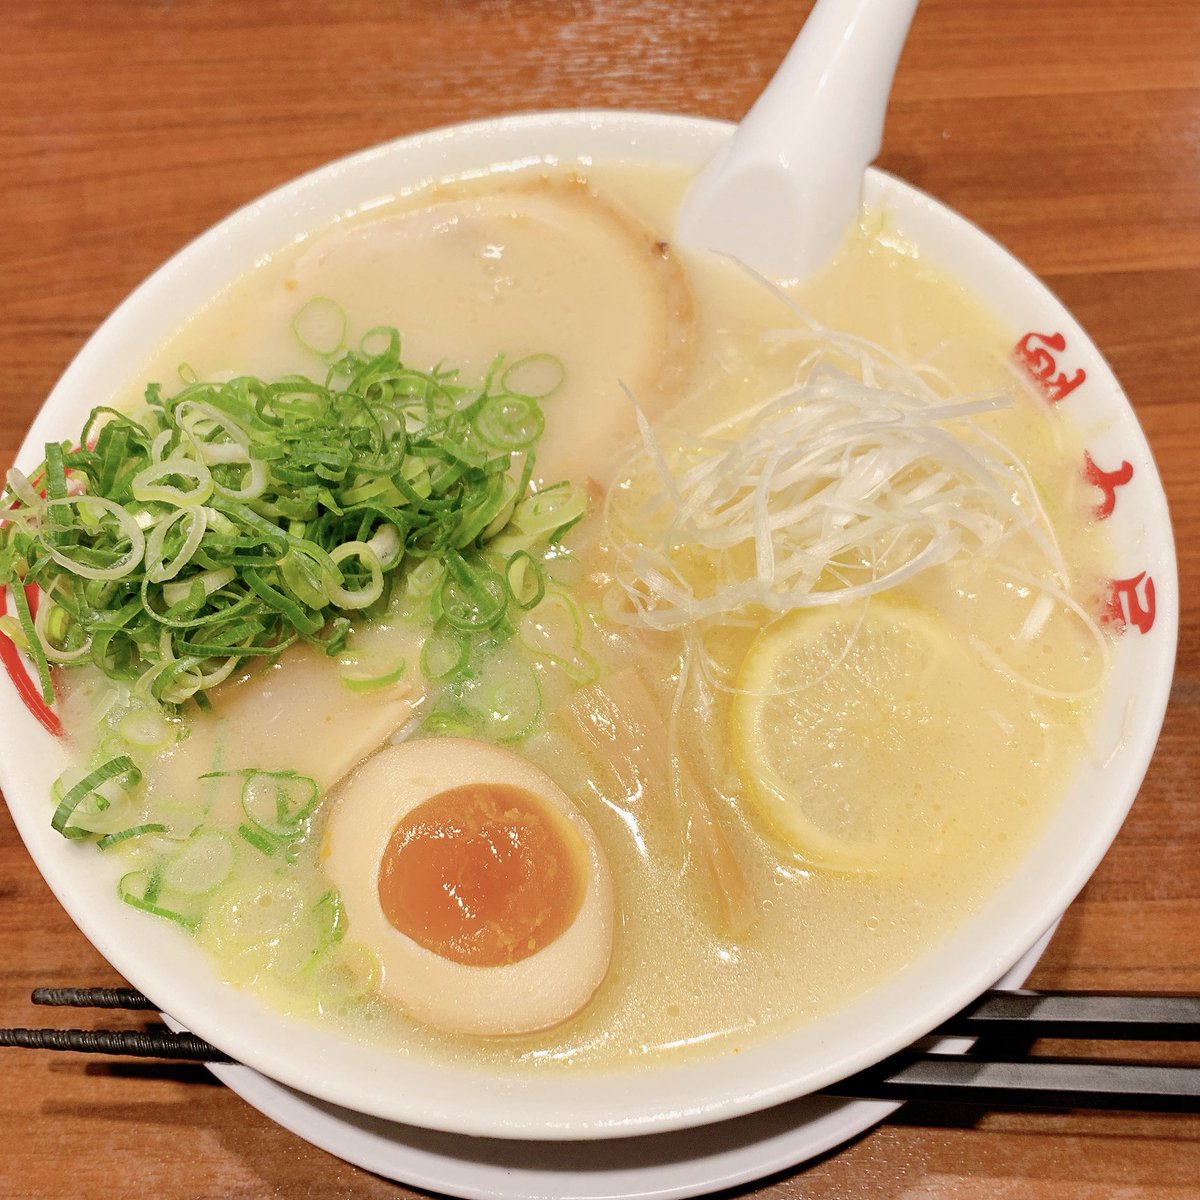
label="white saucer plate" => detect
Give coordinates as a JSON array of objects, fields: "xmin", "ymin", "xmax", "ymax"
[{"xmin": 201, "ymin": 927, "xmax": 1057, "ymax": 1199}]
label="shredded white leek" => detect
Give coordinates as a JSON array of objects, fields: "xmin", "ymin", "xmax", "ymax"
[
  {"xmin": 607, "ymin": 369, "xmax": 1068, "ymax": 632},
  {"xmin": 604, "ymin": 298, "xmax": 1109, "ymax": 712}
]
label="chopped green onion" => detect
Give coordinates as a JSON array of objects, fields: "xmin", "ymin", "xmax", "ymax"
[
  {"xmin": 34, "ymin": 595, "xmax": 91, "ymax": 664},
  {"xmin": 211, "ymin": 768, "xmax": 321, "ymax": 838},
  {"xmin": 41, "ymin": 496, "xmax": 147, "ymax": 581},
  {"xmin": 510, "ymin": 481, "xmax": 586, "ymax": 540},
  {"xmin": 327, "ymin": 541, "xmax": 384, "ymax": 610},
  {"xmin": 117, "ymin": 708, "xmax": 176, "ymax": 749},
  {"xmin": 131, "ymin": 458, "xmax": 214, "ymax": 507},
  {"xmin": 419, "ymin": 632, "xmax": 469, "ymax": 680},
  {"xmin": 160, "ymin": 830, "xmax": 235, "ymax": 895},
  {"xmin": 482, "ymin": 670, "xmax": 543, "ymax": 742},
  {"xmin": 504, "ymin": 550, "xmax": 546, "ymax": 610},
  {"xmin": 10, "ymin": 579, "xmax": 55, "ymax": 704},
  {"xmin": 500, "ymin": 353, "xmax": 564, "ymax": 400},
  {"xmin": 118, "ymin": 869, "xmax": 198, "ymax": 930},
  {"xmin": 51, "ymin": 757, "xmax": 142, "ymax": 839},
  {"xmin": 519, "ymin": 591, "xmax": 598, "ymax": 685},
  {"xmin": 310, "ymin": 888, "xmax": 347, "ymax": 956},
  {"xmin": 292, "ymin": 297, "xmax": 348, "ymax": 358},
  {"xmin": 0, "ymin": 326, "xmax": 584, "ymax": 712},
  {"xmin": 237, "ymin": 822, "xmax": 279, "ymax": 857},
  {"xmin": 97, "ymin": 823, "xmax": 170, "ymax": 850},
  {"xmin": 144, "ymin": 505, "xmax": 207, "ymax": 583},
  {"xmin": 339, "ymin": 657, "xmax": 407, "ymax": 692},
  {"xmin": 474, "ymin": 395, "xmax": 545, "ymax": 451},
  {"xmin": 440, "ymin": 567, "xmax": 507, "ymax": 631}
]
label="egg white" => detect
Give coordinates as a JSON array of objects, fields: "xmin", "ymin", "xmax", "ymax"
[{"xmin": 321, "ymin": 735, "xmax": 614, "ymax": 1036}]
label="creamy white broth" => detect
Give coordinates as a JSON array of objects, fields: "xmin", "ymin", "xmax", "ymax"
[{"xmin": 55, "ymin": 161, "xmax": 1111, "ymax": 1071}]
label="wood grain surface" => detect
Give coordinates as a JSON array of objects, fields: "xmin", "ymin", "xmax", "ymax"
[{"xmin": 1, "ymin": 2, "xmax": 1198, "ymax": 1197}]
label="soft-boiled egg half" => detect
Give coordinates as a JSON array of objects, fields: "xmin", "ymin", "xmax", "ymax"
[{"xmin": 321, "ymin": 736, "xmax": 614, "ymax": 1036}]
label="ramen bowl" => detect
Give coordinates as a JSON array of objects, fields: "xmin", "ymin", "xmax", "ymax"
[{"xmin": 0, "ymin": 111, "xmax": 1177, "ymax": 1139}]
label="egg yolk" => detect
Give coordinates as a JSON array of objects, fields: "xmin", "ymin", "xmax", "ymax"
[{"xmin": 377, "ymin": 783, "xmax": 587, "ymax": 967}]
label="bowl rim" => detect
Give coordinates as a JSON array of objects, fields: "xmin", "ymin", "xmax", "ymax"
[{"xmin": 0, "ymin": 108, "xmax": 1179, "ymax": 1140}]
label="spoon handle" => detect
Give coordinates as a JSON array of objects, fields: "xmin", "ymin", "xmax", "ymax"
[{"xmin": 675, "ymin": 0, "xmax": 920, "ymax": 279}]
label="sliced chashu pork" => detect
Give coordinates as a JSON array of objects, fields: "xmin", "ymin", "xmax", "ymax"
[{"xmin": 140, "ymin": 645, "xmax": 418, "ymax": 819}]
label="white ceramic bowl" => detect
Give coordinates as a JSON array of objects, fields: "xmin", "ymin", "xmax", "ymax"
[{"xmin": 0, "ymin": 111, "xmax": 1178, "ymax": 1139}]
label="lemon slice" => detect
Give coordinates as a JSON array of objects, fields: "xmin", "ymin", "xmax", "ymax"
[{"xmin": 731, "ymin": 599, "xmax": 986, "ymax": 871}]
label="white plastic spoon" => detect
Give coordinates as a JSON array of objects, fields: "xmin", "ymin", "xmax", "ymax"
[{"xmin": 674, "ymin": 0, "xmax": 920, "ymax": 280}]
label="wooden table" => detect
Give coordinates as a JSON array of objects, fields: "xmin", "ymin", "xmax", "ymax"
[{"xmin": 1, "ymin": 2, "xmax": 1197, "ymax": 1196}]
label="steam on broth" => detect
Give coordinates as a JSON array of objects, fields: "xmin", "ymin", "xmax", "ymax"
[{"xmin": 2, "ymin": 161, "xmax": 1112, "ymax": 1071}]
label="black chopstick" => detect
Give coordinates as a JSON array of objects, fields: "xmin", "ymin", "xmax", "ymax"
[
  {"xmin": 27, "ymin": 984, "xmax": 1200, "ymax": 1038},
  {"xmin": 825, "ymin": 1052, "xmax": 1200, "ymax": 1112},
  {"xmin": 930, "ymin": 988, "xmax": 1200, "ymax": 1041},
  {"xmin": 0, "ymin": 1024, "xmax": 233, "ymax": 1062},
  {"xmin": 31, "ymin": 986, "xmax": 158, "ymax": 1010},
  {"xmin": 5, "ymin": 986, "xmax": 1199, "ymax": 1112},
  {"xmin": 6, "ymin": 986, "xmax": 232, "ymax": 1061},
  {"xmin": 830, "ymin": 988, "xmax": 1200, "ymax": 1112}
]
